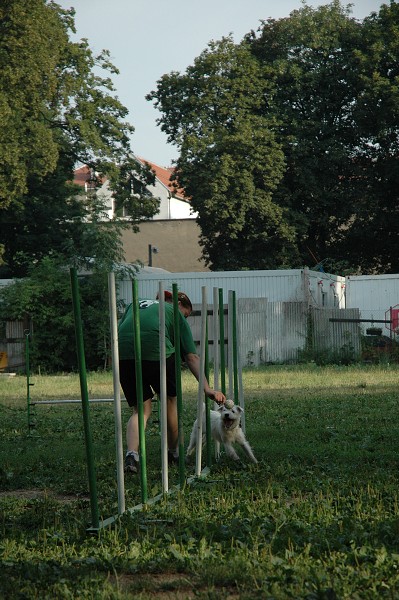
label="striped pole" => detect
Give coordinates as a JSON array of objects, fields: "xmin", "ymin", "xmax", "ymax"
[
  {"xmin": 132, "ymin": 279, "xmax": 148, "ymax": 504},
  {"xmin": 70, "ymin": 267, "xmax": 99, "ymax": 530},
  {"xmin": 108, "ymin": 272, "xmax": 125, "ymax": 515}
]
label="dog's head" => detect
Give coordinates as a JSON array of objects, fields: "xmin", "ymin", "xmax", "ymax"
[{"xmin": 217, "ymin": 404, "xmax": 243, "ymax": 430}]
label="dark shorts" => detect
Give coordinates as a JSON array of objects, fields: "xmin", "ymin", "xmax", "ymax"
[{"xmin": 119, "ymin": 355, "xmax": 177, "ymax": 407}]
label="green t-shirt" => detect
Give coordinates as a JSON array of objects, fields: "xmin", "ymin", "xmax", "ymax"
[{"xmin": 118, "ymin": 299, "xmax": 197, "ymax": 361}]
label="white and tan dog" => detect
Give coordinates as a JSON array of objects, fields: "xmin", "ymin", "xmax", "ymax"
[{"xmin": 186, "ymin": 402, "xmax": 258, "ymax": 464}]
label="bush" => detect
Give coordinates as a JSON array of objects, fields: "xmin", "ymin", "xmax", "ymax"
[{"xmin": 0, "ymin": 258, "xmax": 111, "ymax": 372}]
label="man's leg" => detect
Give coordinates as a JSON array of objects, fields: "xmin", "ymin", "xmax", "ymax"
[
  {"xmin": 126, "ymin": 398, "xmax": 153, "ymax": 453},
  {"xmin": 167, "ymin": 395, "xmax": 179, "ymax": 461}
]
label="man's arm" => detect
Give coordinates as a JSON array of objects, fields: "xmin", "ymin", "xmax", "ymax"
[{"xmin": 184, "ymin": 352, "xmax": 226, "ymax": 404}]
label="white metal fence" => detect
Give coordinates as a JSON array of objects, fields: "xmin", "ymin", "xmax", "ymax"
[{"xmin": 3, "ymin": 302, "xmax": 362, "ymax": 372}]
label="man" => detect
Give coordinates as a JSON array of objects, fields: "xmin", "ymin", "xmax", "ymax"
[{"xmin": 118, "ymin": 291, "xmax": 226, "ymax": 473}]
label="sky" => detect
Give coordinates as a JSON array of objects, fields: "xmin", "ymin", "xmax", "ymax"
[{"xmin": 57, "ymin": 0, "xmax": 385, "ymax": 167}]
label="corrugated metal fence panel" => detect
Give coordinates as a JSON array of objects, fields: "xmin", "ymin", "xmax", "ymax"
[
  {"xmin": 6, "ymin": 320, "xmax": 26, "ymax": 339},
  {"xmin": 118, "ymin": 269, "xmax": 310, "ymax": 307},
  {"xmin": 265, "ymin": 302, "xmax": 308, "ymax": 364},
  {"xmin": 188, "ymin": 304, "xmax": 228, "ymax": 365},
  {"xmin": 177, "ymin": 299, "xmax": 309, "ymax": 367},
  {"xmin": 6, "ymin": 341, "xmax": 25, "ymax": 370},
  {"xmin": 238, "ymin": 298, "xmax": 268, "ymax": 367},
  {"xmin": 2, "ymin": 320, "xmax": 28, "ymax": 371},
  {"xmin": 310, "ymin": 307, "xmax": 362, "ymax": 359}
]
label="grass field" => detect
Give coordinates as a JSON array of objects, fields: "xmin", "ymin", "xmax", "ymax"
[{"xmin": 1, "ymin": 364, "xmax": 399, "ymax": 598}]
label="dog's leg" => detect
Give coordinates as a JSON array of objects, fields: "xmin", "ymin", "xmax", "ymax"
[
  {"xmin": 240, "ymin": 440, "xmax": 258, "ymax": 464},
  {"xmin": 223, "ymin": 442, "xmax": 241, "ymax": 461},
  {"xmin": 185, "ymin": 420, "xmax": 198, "ymax": 457}
]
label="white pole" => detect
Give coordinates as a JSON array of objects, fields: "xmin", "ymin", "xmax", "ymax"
[
  {"xmin": 195, "ymin": 286, "xmax": 208, "ymax": 476},
  {"xmin": 108, "ymin": 272, "xmax": 125, "ymax": 515},
  {"xmin": 228, "ymin": 290, "xmax": 234, "ymax": 400},
  {"xmin": 158, "ymin": 282, "xmax": 169, "ymax": 493},
  {"xmin": 212, "ymin": 287, "xmax": 220, "ymax": 459}
]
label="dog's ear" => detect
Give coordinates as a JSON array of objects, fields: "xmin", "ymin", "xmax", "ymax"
[
  {"xmin": 217, "ymin": 405, "xmax": 225, "ymax": 413},
  {"xmin": 235, "ymin": 405, "xmax": 244, "ymax": 413}
]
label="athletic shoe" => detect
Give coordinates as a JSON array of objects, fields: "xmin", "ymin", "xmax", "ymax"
[
  {"xmin": 168, "ymin": 450, "xmax": 179, "ymax": 466},
  {"xmin": 124, "ymin": 453, "xmax": 139, "ymax": 474}
]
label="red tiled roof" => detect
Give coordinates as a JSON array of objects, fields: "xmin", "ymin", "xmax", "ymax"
[
  {"xmin": 73, "ymin": 165, "xmax": 106, "ymax": 187},
  {"xmin": 73, "ymin": 165, "xmax": 91, "ymax": 187},
  {"xmin": 137, "ymin": 157, "xmax": 186, "ymax": 200},
  {"xmin": 73, "ymin": 159, "xmax": 187, "ymax": 200}
]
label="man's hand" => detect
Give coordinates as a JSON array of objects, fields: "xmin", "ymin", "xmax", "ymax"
[{"xmin": 208, "ymin": 390, "xmax": 226, "ymax": 404}]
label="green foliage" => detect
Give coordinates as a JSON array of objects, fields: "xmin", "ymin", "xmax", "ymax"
[
  {"xmin": 0, "ymin": 0, "xmax": 159, "ymax": 279},
  {"xmin": 148, "ymin": 37, "xmax": 297, "ymax": 270},
  {"xmin": 109, "ymin": 156, "xmax": 160, "ymax": 229},
  {"xmin": 0, "ymin": 0, "xmax": 66, "ymax": 208},
  {"xmin": 0, "ymin": 258, "xmax": 112, "ymax": 371},
  {"xmin": 0, "ymin": 0, "xmax": 134, "ymax": 210},
  {"xmin": 149, "ymin": 2, "xmax": 399, "ymax": 274}
]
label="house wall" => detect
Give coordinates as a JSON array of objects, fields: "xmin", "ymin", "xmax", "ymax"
[
  {"xmin": 89, "ymin": 178, "xmax": 195, "ymax": 221},
  {"xmin": 121, "ymin": 219, "xmax": 209, "ymax": 272},
  {"xmin": 144, "ymin": 181, "xmax": 195, "ymax": 219}
]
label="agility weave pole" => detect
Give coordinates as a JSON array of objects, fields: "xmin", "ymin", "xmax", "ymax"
[
  {"xmin": 158, "ymin": 282, "xmax": 169, "ymax": 493},
  {"xmin": 67, "ymin": 272, "xmax": 193, "ymax": 531},
  {"xmin": 108, "ymin": 272, "xmax": 125, "ymax": 515},
  {"xmin": 171, "ymin": 283, "xmax": 187, "ymax": 486},
  {"xmin": 212, "ymin": 287, "xmax": 221, "ymax": 459},
  {"xmin": 70, "ymin": 267, "xmax": 100, "ymax": 531},
  {"xmin": 194, "ymin": 286, "xmax": 208, "ymax": 477},
  {"xmin": 69, "ymin": 272, "xmax": 240, "ymax": 532},
  {"xmin": 132, "ymin": 278, "xmax": 149, "ymax": 504},
  {"xmin": 228, "ymin": 289, "xmax": 246, "ymax": 433}
]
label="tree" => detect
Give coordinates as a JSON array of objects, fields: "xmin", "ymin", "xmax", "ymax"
[
  {"xmin": 147, "ymin": 38, "xmax": 297, "ymax": 270},
  {"xmin": 337, "ymin": 1, "xmax": 399, "ymax": 273},
  {"xmin": 0, "ymin": 258, "xmax": 115, "ymax": 371},
  {"xmin": 0, "ymin": 0, "xmax": 132, "ymax": 209},
  {"xmin": 0, "ymin": 0, "xmax": 160, "ymax": 277},
  {"xmin": 248, "ymin": 1, "xmax": 380, "ymax": 273},
  {"xmin": 0, "ymin": 0, "xmax": 161, "ymax": 371},
  {"xmin": 149, "ymin": 1, "xmax": 399, "ymax": 275}
]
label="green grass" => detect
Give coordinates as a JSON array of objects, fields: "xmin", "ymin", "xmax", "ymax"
[{"xmin": 1, "ymin": 365, "xmax": 399, "ymax": 598}]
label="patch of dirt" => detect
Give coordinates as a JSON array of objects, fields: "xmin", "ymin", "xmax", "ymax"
[
  {"xmin": 108, "ymin": 573, "xmax": 241, "ymax": 599},
  {"xmin": 0, "ymin": 488, "xmax": 90, "ymax": 502}
]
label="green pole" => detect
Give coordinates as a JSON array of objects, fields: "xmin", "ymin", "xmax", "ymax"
[
  {"xmin": 70, "ymin": 268, "xmax": 99, "ymax": 530},
  {"xmin": 132, "ymin": 280, "xmax": 148, "ymax": 504},
  {"xmin": 205, "ymin": 319, "xmax": 212, "ymax": 467},
  {"xmin": 218, "ymin": 289, "xmax": 226, "ymax": 395},
  {"xmin": 232, "ymin": 291, "xmax": 239, "ymax": 404},
  {"xmin": 25, "ymin": 330, "xmax": 34, "ymax": 431},
  {"xmin": 172, "ymin": 284, "xmax": 185, "ymax": 486}
]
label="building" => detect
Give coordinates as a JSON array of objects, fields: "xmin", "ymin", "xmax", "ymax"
[{"xmin": 73, "ymin": 158, "xmax": 208, "ymax": 272}]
